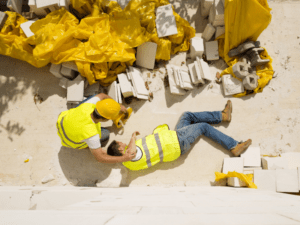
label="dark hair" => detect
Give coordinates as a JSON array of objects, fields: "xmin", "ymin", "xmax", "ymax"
[
  {"xmin": 107, "ymin": 140, "xmax": 123, "ymax": 156},
  {"xmin": 93, "ymin": 109, "xmax": 105, "ymax": 120}
]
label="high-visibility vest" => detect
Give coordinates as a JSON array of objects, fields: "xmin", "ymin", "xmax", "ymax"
[
  {"xmin": 123, "ymin": 124, "xmax": 181, "ymax": 171},
  {"xmin": 56, "ymin": 103, "xmax": 101, "ymax": 149}
]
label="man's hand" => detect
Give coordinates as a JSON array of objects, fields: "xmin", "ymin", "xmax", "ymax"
[
  {"xmin": 123, "ymin": 149, "xmax": 136, "ymax": 161},
  {"xmin": 132, "ymin": 131, "xmax": 140, "ymax": 138},
  {"xmin": 120, "ymin": 105, "xmax": 129, "ymax": 119}
]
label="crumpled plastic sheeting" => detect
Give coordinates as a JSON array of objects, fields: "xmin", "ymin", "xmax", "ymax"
[
  {"xmin": 0, "ymin": 0, "xmax": 195, "ymax": 86},
  {"xmin": 217, "ymin": 0, "xmax": 273, "ymax": 97},
  {"xmin": 215, "ymin": 171, "xmax": 257, "ymax": 189}
]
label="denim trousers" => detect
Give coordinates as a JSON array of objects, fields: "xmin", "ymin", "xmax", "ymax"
[
  {"xmin": 76, "ymin": 95, "xmax": 110, "ymax": 144},
  {"xmin": 175, "ymin": 111, "xmax": 238, "ymax": 155}
]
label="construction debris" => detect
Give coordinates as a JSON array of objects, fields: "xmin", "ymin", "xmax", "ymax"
[
  {"xmin": 189, "ymin": 37, "xmax": 205, "ymax": 60},
  {"xmin": 205, "ymin": 41, "xmax": 219, "ymax": 61},
  {"xmin": 61, "ymin": 61, "xmax": 78, "ymax": 72},
  {"xmin": 0, "ymin": 12, "xmax": 8, "ymax": 30},
  {"xmin": 7, "ymin": 0, "xmax": 22, "ymax": 14},
  {"xmin": 201, "ymin": 0, "xmax": 213, "ymax": 18},
  {"xmin": 41, "ymin": 174, "xmax": 55, "ymax": 184},
  {"xmin": 243, "ymin": 73, "xmax": 259, "ymax": 90},
  {"xmin": 209, "ymin": 0, "xmax": 224, "ymax": 27},
  {"xmin": 61, "ymin": 66, "xmax": 76, "ymax": 80},
  {"xmin": 20, "ymin": 20, "xmax": 36, "ymax": 38},
  {"xmin": 49, "ymin": 64, "xmax": 64, "ymax": 79},
  {"xmin": 221, "ymin": 74, "xmax": 244, "ymax": 96},
  {"xmin": 215, "ymin": 26, "xmax": 225, "ymax": 39},
  {"xmin": 136, "ymin": 42, "xmax": 158, "ymax": 69},
  {"xmin": 66, "ymin": 74, "xmax": 84, "ymax": 104},
  {"xmin": 117, "ymin": 73, "xmax": 133, "ymax": 98},
  {"xmin": 155, "ymin": 4, "xmax": 178, "ymax": 38},
  {"xmin": 202, "ymin": 23, "xmax": 215, "ymax": 42}
]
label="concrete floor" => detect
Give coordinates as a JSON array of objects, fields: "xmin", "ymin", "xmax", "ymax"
[{"xmin": 0, "ymin": 0, "xmax": 300, "ymax": 187}]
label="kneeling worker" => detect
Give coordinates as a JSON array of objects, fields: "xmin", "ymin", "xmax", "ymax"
[
  {"xmin": 107, "ymin": 101, "xmax": 252, "ymax": 170},
  {"xmin": 56, "ymin": 93, "xmax": 136, "ymax": 163}
]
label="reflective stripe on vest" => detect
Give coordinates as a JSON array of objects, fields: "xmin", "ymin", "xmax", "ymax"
[
  {"xmin": 154, "ymin": 133, "xmax": 164, "ymax": 163},
  {"xmin": 142, "ymin": 137, "xmax": 152, "ymax": 168},
  {"xmin": 58, "ymin": 116, "xmax": 87, "ymax": 149}
]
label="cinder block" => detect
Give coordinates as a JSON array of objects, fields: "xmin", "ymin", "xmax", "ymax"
[
  {"xmin": 222, "ymin": 158, "xmax": 244, "ymax": 174},
  {"xmin": 84, "ymin": 83, "xmax": 99, "ymax": 97},
  {"xmin": 50, "ymin": 63, "xmax": 64, "ymax": 79},
  {"xmin": 201, "ymin": 0, "xmax": 213, "ymax": 17},
  {"xmin": 243, "ymin": 74, "xmax": 259, "ymax": 91},
  {"xmin": 202, "ymin": 23, "xmax": 215, "ymax": 42},
  {"xmin": 59, "ymin": 77, "xmax": 69, "ymax": 89},
  {"xmin": 177, "ymin": 68, "xmax": 194, "ymax": 90},
  {"xmin": 156, "ymin": 4, "xmax": 178, "ymax": 38},
  {"xmin": 166, "ymin": 65, "xmax": 186, "ymax": 95},
  {"xmin": 190, "ymin": 37, "xmax": 204, "ymax": 60},
  {"xmin": 107, "ymin": 81, "xmax": 118, "ymax": 102},
  {"xmin": 62, "ymin": 61, "xmax": 78, "ymax": 72},
  {"xmin": 232, "ymin": 61, "xmax": 251, "ymax": 80},
  {"xmin": 0, "ymin": 12, "xmax": 8, "ymax": 31},
  {"xmin": 205, "ymin": 41, "xmax": 219, "ymax": 61},
  {"xmin": 227, "ymin": 177, "xmax": 247, "ymax": 187},
  {"xmin": 67, "ymin": 75, "xmax": 84, "ymax": 102},
  {"xmin": 128, "ymin": 66, "xmax": 148, "ymax": 97},
  {"xmin": 117, "ymin": 73, "xmax": 133, "ymax": 98},
  {"xmin": 261, "ymin": 157, "xmax": 288, "ymax": 170},
  {"xmin": 221, "ymin": 74, "xmax": 244, "ymax": 96},
  {"xmin": 7, "ymin": 0, "xmax": 23, "ymax": 14},
  {"xmin": 188, "ymin": 62, "xmax": 201, "ymax": 85},
  {"xmin": 136, "ymin": 42, "xmax": 157, "ymax": 69},
  {"xmin": 240, "ymin": 147, "xmax": 261, "ymax": 167},
  {"xmin": 197, "ymin": 57, "xmax": 213, "ymax": 81},
  {"xmin": 209, "ymin": 0, "xmax": 224, "ymax": 27},
  {"xmin": 61, "ymin": 66, "xmax": 76, "ymax": 80},
  {"xmin": 215, "ymin": 26, "xmax": 225, "ymax": 38},
  {"xmin": 254, "ymin": 170, "xmax": 276, "ymax": 192},
  {"xmin": 20, "ymin": 20, "xmax": 36, "ymax": 38},
  {"xmin": 280, "ymin": 152, "xmax": 300, "ymax": 169},
  {"xmin": 276, "ymin": 169, "xmax": 299, "ymax": 193}
]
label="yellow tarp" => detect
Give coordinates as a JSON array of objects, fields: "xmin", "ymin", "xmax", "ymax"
[
  {"xmin": 215, "ymin": 171, "xmax": 257, "ymax": 189},
  {"xmin": 0, "ymin": 0, "xmax": 195, "ymax": 86},
  {"xmin": 218, "ymin": 0, "xmax": 273, "ymax": 97}
]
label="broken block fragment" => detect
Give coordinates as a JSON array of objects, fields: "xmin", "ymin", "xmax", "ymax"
[
  {"xmin": 61, "ymin": 66, "xmax": 76, "ymax": 80},
  {"xmin": 156, "ymin": 4, "xmax": 178, "ymax": 38},
  {"xmin": 128, "ymin": 66, "xmax": 149, "ymax": 100},
  {"xmin": 196, "ymin": 57, "xmax": 213, "ymax": 81},
  {"xmin": 188, "ymin": 62, "xmax": 203, "ymax": 85},
  {"xmin": 50, "ymin": 64, "xmax": 64, "ymax": 79},
  {"xmin": 276, "ymin": 169, "xmax": 299, "ymax": 193},
  {"xmin": 202, "ymin": 23, "xmax": 215, "ymax": 42},
  {"xmin": 205, "ymin": 41, "xmax": 219, "ymax": 61},
  {"xmin": 177, "ymin": 68, "xmax": 194, "ymax": 90},
  {"xmin": 189, "ymin": 37, "xmax": 204, "ymax": 60},
  {"xmin": 136, "ymin": 42, "xmax": 157, "ymax": 70},
  {"xmin": 20, "ymin": 20, "xmax": 36, "ymax": 38},
  {"xmin": 166, "ymin": 65, "xmax": 185, "ymax": 95},
  {"xmin": 221, "ymin": 75, "xmax": 244, "ymax": 96}
]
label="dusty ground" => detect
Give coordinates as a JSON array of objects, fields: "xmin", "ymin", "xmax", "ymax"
[{"xmin": 0, "ymin": 0, "xmax": 299, "ymax": 187}]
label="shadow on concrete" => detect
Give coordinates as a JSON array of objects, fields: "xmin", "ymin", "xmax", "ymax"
[
  {"xmin": 58, "ymin": 146, "xmax": 118, "ymax": 186},
  {"xmin": 0, "ymin": 121, "xmax": 25, "ymax": 142}
]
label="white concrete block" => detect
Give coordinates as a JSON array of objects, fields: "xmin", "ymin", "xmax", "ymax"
[
  {"xmin": 280, "ymin": 152, "xmax": 300, "ymax": 169},
  {"xmin": 276, "ymin": 169, "xmax": 299, "ymax": 193},
  {"xmin": 177, "ymin": 68, "xmax": 194, "ymax": 90},
  {"xmin": 118, "ymin": 73, "xmax": 133, "ymax": 98},
  {"xmin": 67, "ymin": 75, "xmax": 84, "ymax": 102},
  {"xmin": 129, "ymin": 66, "xmax": 148, "ymax": 96},
  {"xmin": 62, "ymin": 61, "xmax": 78, "ymax": 72},
  {"xmin": 20, "ymin": 20, "xmax": 35, "ymax": 38},
  {"xmin": 205, "ymin": 40, "xmax": 219, "ymax": 61},
  {"xmin": 188, "ymin": 62, "xmax": 198, "ymax": 85},
  {"xmin": 298, "ymin": 167, "xmax": 300, "ymax": 191},
  {"xmin": 201, "ymin": 0, "xmax": 213, "ymax": 17},
  {"xmin": 36, "ymin": 0, "xmax": 58, "ymax": 9},
  {"xmin": 50, "ymin": 63, "xmax": 64, "ymax": 79},
  {"xmin": 61, "ymin": 66, "xmax": 76, "ymax": 79},
  {"xmin": 156, "ymin": 4, "xmax": 178, "ymax": 38},
  {"xmin": 202, "ymin": 23, "xmax": 216, "ymax": 42},
  {"xmin": 59, "ymin": 77, "xmax": 69, "ymax": 89},
  {"xmin": 240, "ymin": 147, "xmax": 261, "ymax": 167},
  {"xmin": 107, "ymin": 81, "xmax": 118, "ymax": 102},
  {"xmin": 166, "ymin": 65, "xmax": 185, "ymax": 95},
  {"xmin": 215, "ymin": 26, "xmax": 225, "ymax": 38},
  {"xmin": 117, "ymin": 83, "xmax": 122, "ymax": 104},
  {"xmin": 214, "ymin": 0, "xmax": 224, "ymax": 20},
  {"xmin": 243, "ymin": 167, "xmax": 262, "ymax": 173},
  {"xmin": 136, "ymin": 42, "xmax": 157, "ymax": 70},
  {"xmin": 0, "ymin": 12, "xmax": 8, "ymax": 30},
  {"xmin": 254, "ymin": 170, "xmax": 276, "ymax": 192},
  {"xmin": 221, "ymin": 74, "xmax": 244, "ymax": 96},
  {"xmin": 197, "ymin": 57, "xmax": 213, "ymax": 81},
  {"xmin": 227, "ymin": 177, "xmax": 247, "ymax": 187},
  {"xmin": 194, "ymin": 60, "xmax": 205, "ymax": 84},
  {"xmin": 7, "ymin": 0, "xmax": 23, "ymax": 14},
  {"xmin": 261, "ymin": 157, "xmax": 289, "ymax": 170},
  {"xmin": 190, "ymin": 37, "xmax": 204, "ymax": 60},
  {"xmin": 222, "ymin": 158, "xmax": 244, "ymax": 174},
  {"xmin": 84, "ymin": 83, "xmax": 99, "ymax": 97}
]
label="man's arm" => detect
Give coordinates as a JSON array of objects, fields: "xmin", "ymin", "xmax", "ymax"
[
  {"xmin": 126, "ymin": 131, "xmax": 140, "ymax": 154},
  {"xmin": 90, "ymin": 147, "xmax": 135, "ymax": 163}
]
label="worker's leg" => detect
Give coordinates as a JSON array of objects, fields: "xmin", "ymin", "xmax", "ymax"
[
  {"xmin": 176, "ymin": 111, "xmax": 222, "ymax": 130},
  {"xmin": 100, "ymin": 127, "xmax": 110, "ymax": 146},
  {"xmin": 177, "ymin": 123, "xmax": 238, "ymax": 155}
]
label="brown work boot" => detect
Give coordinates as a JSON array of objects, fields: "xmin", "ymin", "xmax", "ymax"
[
  {"xmin": 222, "ymin": 100, "xmax": 232, "ymax": 122},
  {"xmin": 231, "ymin": 139, "xmax": 252, "ymax": 157}
]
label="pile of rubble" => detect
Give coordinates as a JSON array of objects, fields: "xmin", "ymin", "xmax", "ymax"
[{"xmin": 222, "ymin": 148, "xmax": 300, "ymax": 193}]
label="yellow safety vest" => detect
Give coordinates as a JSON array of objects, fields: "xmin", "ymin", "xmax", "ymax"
[
  {"xmin": 123, "ymin": 124, "xmax": 181, "ymax": 171},
  {"xmin": 56, "ymin": 103, "xmax": 101, "ymax": 149}
]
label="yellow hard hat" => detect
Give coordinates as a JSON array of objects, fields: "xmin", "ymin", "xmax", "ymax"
[{"xmin": 96, "ymin": 99, "xmax": 121, "ymax": 120}]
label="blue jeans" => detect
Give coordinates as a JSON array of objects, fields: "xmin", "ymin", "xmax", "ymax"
[
  {"xmin": 175, "ymin": 111, "xmax": 238, "ymax": 155},
  {"xmin": 76, "ymin": 95, "xmax": 110, "ymax": 144}
]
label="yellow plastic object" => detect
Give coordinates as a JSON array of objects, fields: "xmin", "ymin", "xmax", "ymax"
[
  {"xmin": 113, "ymin": 107, "xmax": 133, "ymax": 128},
  {"xmin": 215, "ymin": 171, "xmax": 257, "ymax": 189},
  {"xmin": 218, "ymin": 0, "xmax": 273, "ymax": 97},
  {"xmin": 24, "ymin": 159, "xmax": 29, "ymax": 163},
  {"xmin": 96, "ymin": 98, "xmax": 121, "ymax": 120},
  {"xmin": 0, "ymin": 0, "xmax": 195, "ymax": 86}
]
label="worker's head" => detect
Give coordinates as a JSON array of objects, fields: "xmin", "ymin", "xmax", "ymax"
[
  {"xmin": 94, "ymin": 99, "xmax": 121, "ymax": 121},
  {"xmin": 107, "ymin": 140, "xmax": 126, "ymax": 156}
]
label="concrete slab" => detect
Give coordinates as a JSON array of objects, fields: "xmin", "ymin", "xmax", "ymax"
[
  {"xmin": 240, "ymin": 147, "xmax": 261, "ymax": 167},
  {"xmin": 254, "ymin": 170, "xmax": 276, "ymax": 192},
  {"xmin": 276, "ymin": 169, "xmax": 299, "ymax": 193}
]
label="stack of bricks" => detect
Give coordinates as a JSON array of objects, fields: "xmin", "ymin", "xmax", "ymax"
[{"xmin": 221, "ymin": 147, "xmax": 300, "ymax": 193}]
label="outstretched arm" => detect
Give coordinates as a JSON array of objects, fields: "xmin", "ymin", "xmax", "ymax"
[
  {"xmin": 126, "ymin": 131, "xmax": 140, "ymax": 154},
  {"xmin": 90, "ymin": 147, "xmax": 135, "ymax": 163}
]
